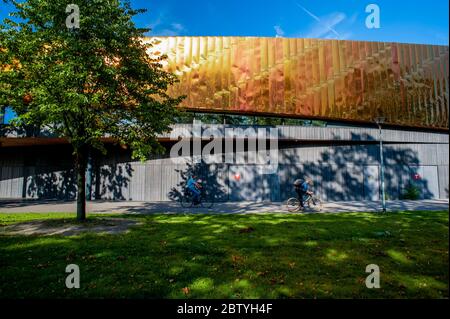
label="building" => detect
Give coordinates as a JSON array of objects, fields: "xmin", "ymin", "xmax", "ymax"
[{"xmin": 0, "ymin": 37, "xmax": 449, "ymax": 202}]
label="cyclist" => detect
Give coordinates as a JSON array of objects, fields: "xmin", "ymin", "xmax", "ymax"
[
  {"xmin": 186, "ymin": 175, "xmax": 202, "ymax": 205},
  {"xmin": 293, "ymin": 178, "xmax": 313, "ymax": 210}
]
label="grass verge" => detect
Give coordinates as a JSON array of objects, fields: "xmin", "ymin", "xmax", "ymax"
[{"xmin": 0, "ymin": 210, "xmax": 448, "ymax": 298}]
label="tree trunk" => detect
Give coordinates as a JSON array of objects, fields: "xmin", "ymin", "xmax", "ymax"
[{"xmin": 75, "ymin": 148, "xmax": 87, "ymax": 221}]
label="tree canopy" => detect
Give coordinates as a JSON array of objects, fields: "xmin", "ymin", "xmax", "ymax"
[{"xmin": 0, "ymin": 0, "xmax": 184, "ymax": 219}]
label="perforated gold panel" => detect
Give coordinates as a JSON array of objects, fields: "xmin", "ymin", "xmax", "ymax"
[{"xmin": 145, "ymin": 37, "xmax": 449, "ymax": 129}]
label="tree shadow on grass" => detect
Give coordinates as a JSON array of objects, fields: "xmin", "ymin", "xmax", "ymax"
[{"xmin": 0, "ymin": 211, "xmax": 448, "ymax": 299}]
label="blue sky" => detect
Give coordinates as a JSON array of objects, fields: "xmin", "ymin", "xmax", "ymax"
[
  {"xmin": 0, "ymin": 0, "xmax": 448, "ymax": 45},
  {"xmin": 136, "ymin": 0, "xmax": 448, "ymax": 45}
]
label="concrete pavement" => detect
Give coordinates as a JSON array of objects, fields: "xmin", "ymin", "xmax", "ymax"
[{"xmin": 0, "ymin": 199, "xmax": 448, "ymax": 214}]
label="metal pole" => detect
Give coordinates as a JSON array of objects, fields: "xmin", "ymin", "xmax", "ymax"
[{"xmin": 378, "ymin": 123, "xmax": 386, "ymax": 213}]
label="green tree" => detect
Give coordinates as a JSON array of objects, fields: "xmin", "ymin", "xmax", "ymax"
[{"xmin": 0, "ymin": 0, "xmax": 183, "ymax": 220}]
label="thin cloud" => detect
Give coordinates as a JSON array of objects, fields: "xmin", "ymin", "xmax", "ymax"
[
  {"xmin": 274, "ymin": 25, "xmax": 285, "ymax": 37},
  {"xmin": 147, "ymin": 17, "xmax": 162, "ymax": 31},
  {"xmin": 294, "ymin": 1, "xmax": 341, "ymax": 38},
  {"xmin": 149, "ymin": 22, "xmax": 186, "ymax": 36},
  {"xmin": 335, "ymin": 31, "xmax": 353, "ymax": 40},
  {"xmin": 171, "ymin": 23, "xmax": 185, "ymax": 32},
  {"xmin": 305, "ymin": 12, "xmax": 346, "ymax": 39},
  {"xmin": 146, "ymin": 11, "xmax": 186, "ymax": 36},
  {"xmin": 153, "ymin": 29, "xmax": 181, "ymax": 36}
]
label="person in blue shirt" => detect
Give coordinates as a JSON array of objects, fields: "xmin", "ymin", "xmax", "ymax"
[
  {"xmin": 294, "ymin": 178, "xmax": 313, "ymax": 210},
  {"xmin": 186, "ymin": 175, "xmax": 202, "ymax": 204}
]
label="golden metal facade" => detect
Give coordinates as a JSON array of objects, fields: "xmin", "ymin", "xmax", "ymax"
[{"xmin": 146, "ymin": 37, "xmax": 449, "ymax": 129}]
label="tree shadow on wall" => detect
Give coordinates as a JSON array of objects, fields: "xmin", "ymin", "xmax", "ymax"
[
  {"xmin": 26, "ymin": 167, "xmax": 77, "ymax": 200},
  {"xmin": 168, "ymin": 160, "xmax": 228, "ymax": 202},
  {"xmin": 24, "ymin": 162, "xmax": 133, "ymax": 201},
  {"xmin": 278, "ymin": 132, "xmax": 434, "ymax": 202},
  {"xmin": 96, "ymin": 163, "xmax": 133, "ymax": 200}
]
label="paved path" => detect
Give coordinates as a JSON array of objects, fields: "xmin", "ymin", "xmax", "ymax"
[{"xmin": 0, "ymin": 199, "xmax": 448, "ymax": 214}]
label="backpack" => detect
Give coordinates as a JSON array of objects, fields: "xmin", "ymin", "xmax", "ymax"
[{"xmin": 293, "ymin": 179, "xmax": 303, "ymax": 186}]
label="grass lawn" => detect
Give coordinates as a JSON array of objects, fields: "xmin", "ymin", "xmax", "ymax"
[{"xmin": 0, "ymin": 210, "xmax": 448, "ymax": 299}]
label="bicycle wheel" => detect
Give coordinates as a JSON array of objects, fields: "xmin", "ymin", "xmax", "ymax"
[
  {"xmin": 286, "ymin": 197, "xmax": 301, "ymax": 212},
  {"xmin": 180, "ymin": 193, "xmax": 194, "ymax": 208},
  {"xmin": 200, "ymin": 192, "xmax": 214, "ymax": 209},
  {"xmin": 309, "ymin": 196, "xmax": 323, "ymax": 212}
]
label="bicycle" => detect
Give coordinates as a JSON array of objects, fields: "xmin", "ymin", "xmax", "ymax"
[
  {"xmin": 180, "ymin": 188, "xmax": 214, "ymax": 209},
  {"xmin": 286, "ymin": 194, "xmax": 323, "ymax": 212}
]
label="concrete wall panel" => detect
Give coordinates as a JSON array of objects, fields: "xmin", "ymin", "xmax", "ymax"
[
  {"xmin": 1, "ymin": 126, "xmax": 448, "ymax": 202},
  {"xmin": 438, "ymin": 165, "xmax": 449, "ymax": 199}
]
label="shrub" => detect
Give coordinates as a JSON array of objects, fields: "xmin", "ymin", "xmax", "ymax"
[{"xmin": 402, "ymin": 183, "xmax": 421, "ymax": 200}]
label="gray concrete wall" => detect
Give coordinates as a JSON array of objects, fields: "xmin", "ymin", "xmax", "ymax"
[{"xmin": 0, "ymin": 125, "xmax": 448, "ymax": 202}]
